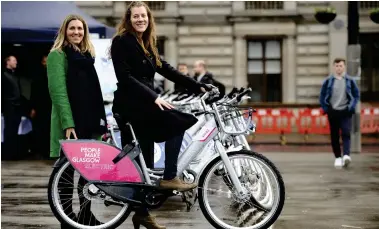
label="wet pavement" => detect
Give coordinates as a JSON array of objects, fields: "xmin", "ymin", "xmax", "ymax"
[{"xmin": 2, "ymin": 152, "xmax": 379, "ymax": 229}]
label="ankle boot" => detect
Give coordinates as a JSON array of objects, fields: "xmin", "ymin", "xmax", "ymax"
[
  {"xmin": 159, "ymin": 177, "xmax": 197, "ymax": 192},
  {"xmin": 132, "ymin": 213, "xmax": 166, "ymax": 229}
]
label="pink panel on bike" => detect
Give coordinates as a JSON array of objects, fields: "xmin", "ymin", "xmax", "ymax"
[{"xmin": 60, "ymin": 140, "xmax": 142, "ymax": 183}]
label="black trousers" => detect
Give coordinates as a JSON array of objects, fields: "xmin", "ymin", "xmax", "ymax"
[
  {"xmin": 2, "ymin": 106, "xmax": 21, "ymax": 160},
  {"xmin": 31, "ymin": 111, "xmax": 51, "ymax": 158},
  {"xmin": 327, "ymin": 109, "xmax": 353, "ymax": 158},
  {"xmin": 120, "ymin": 128, "xmax": 184, "ymax": 180},
  {"xmin": 120, "ymin": 127, "xmax": 184, "ymax": 216}
]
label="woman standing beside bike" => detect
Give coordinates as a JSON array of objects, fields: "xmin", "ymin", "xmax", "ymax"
[
  {"xmin": 47, "ymin": 14, "xmax": 107, "ymax": 227},
  {"xmin": 110, "ymin": 1, "xmax": 209, "ymax": 228}
]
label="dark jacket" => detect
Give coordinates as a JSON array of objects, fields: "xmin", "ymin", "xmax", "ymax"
[
  {"xmin": 110, "ymin": 33, "xmax": 204, "ymax": 142},
  {"xmin": 319, "ymin": 74, "xmax": 360, "ymax": 113},
  {"xmin": 174, "ymin": 73, "xmax": 191, "ymax": 93},
  {"xmin": 30, "ymin": 67, "xmax": 52, "ymax": 116},
  {"xmin": 194, "ymin": 72, "xmax": 225, "ymax": 97},
  {"xmin": 2, "ymin": 68, "xmax": 22, "ymax": 110}
]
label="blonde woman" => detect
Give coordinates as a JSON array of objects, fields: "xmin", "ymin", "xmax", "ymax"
[{"xmin": 47, "ymin": 14, "xmax": 107, "ymax": 227}]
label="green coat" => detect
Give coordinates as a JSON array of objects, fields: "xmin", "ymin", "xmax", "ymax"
[
  {"xmin": 47, "ymin": 50, "xmax": 103, "ymax": 158},
  {"xmin": 47, "ymin": 50, "xmax": 75, "ymax": 158}
]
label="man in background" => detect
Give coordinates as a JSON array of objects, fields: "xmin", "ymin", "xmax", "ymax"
[
  {"xmin": 2, "ymin": 55, "xmax": 22, "ymax": 160},
  {"xmin": 30, "ymin": 55, "xmax": 52, "ymax": 159},
  {"xmin": 174, "ymin": 63, "xmax": 190, "ymax": 93},
  {"xmin": 319, "ymin": 57, "xmax": 360, "ymax": 168},
  {"xmin": 193, "ymin": 60, "xmax": 225, "ymax": 98}
]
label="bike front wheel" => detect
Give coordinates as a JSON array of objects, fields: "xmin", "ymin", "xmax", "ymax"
[
  {"xmin": 47, "ymin": 158, "xmax": 131, "ymax": 229},
  {"xmin": 197, "ymin": 150, "xmax": 285, "ymax": 229}
]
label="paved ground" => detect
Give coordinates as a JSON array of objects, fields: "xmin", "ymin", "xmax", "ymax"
[
  {"xmin": 248, "ymin": 133, "xmax": 379, "ymax": 145},
  {"xmin": 2, "ymin": 152, "xmax": 379, "ymax": 229}
]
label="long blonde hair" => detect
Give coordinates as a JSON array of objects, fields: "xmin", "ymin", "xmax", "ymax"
[
  {"xmin": 51, "ymin": 14, "xmax": 95, "ymax": 57},
  {"xmin": 112, "ymin": 1, "xmax": 162, "ymax": 67}
]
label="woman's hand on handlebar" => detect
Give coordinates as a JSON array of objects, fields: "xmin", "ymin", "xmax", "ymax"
[
  {"xmin": 155, "ymin": 97, "xmax": 174, "ymax": 110},
  {"xmin": 65, "ymin": 128, "xmax": 78, "ymax": 140},
  {"xmin": 201, "ymin": 84, "xmax": 214, "ymax": 92}
]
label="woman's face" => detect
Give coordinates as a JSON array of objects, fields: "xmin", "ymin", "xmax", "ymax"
[
  {"xmin": 66, "ymin": 19, "xmax": 84, "ymax": 45},
  {"xmin": 130, "ymin": 6, "xmax": 149, "ymax": 34}
]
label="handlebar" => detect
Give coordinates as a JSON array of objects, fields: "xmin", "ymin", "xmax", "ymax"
[{"xmin": 236, "ymin": 88, "xmax": 252, "ymax": 102}]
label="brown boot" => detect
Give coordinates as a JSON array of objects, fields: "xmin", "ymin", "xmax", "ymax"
[
  {"xmin": 159, "ymin": 177, "xmax": 198, "ymax": 192},
  {"xmin": 132, "ymin": 213, "xmax": 166, "ymax": 229}
]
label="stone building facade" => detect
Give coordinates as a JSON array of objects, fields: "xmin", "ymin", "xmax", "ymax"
[{"xmin": 76, "ymin": 1, "xmax": 379, "ymax": 104}]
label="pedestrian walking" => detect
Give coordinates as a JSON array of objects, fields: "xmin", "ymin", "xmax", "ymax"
[{"xmin": 319, "ymin": 57, "xmax": 360, "ymax": 168}]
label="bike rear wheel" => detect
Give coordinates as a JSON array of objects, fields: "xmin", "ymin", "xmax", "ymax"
[
  {"xmin": 47, "ymin": 158, "xmax": 131, "ymax": 229},
  {"xmin": 197, "ymin": 150, "xmax": 285, "ymax": 229}
]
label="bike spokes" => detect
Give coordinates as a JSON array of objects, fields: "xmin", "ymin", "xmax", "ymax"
[
  {"xmin": 51, "ymin": 161, "xmax": 129, "ymax": 228},
  {"xmin": 200, "ymin": 155, "xmax": 281, "ymax": 228}
]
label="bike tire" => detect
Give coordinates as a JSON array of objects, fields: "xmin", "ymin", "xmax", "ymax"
[
  {"xmin": 197, "ymin": 150, "xmax": 285, "ymax": 229},
  {"xmin": 47, "ymin": 158, "xmax": 131, "ymax": 229}
]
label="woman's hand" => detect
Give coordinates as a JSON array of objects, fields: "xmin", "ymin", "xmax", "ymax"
[
  {"xmin": 155, "ymin": 97, "xmax": 174, "ymax": 110},
  {"xmin": 200, "ymin": 84, "xmax": 214, "ymax": 93},
  {"xmin": 65, "ymin": 128, "xmax": 78, "ymax": 140}
]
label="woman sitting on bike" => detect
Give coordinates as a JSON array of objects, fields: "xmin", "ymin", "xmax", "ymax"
[
  {"xmin": 110, "ymin": 1, "xmax": 209, "ymax": 228},
  {"xmin": 47, "ymin": 14, "xmax": 107, "ymax": 227}
]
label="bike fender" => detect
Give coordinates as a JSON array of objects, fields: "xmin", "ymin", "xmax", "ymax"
[{"xmin": 52, "ymin": 158, "xmax": 61, "ymax": 168}]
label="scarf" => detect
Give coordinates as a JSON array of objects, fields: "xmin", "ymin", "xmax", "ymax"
[{"xmin": 64, "ymin": 46, "xmax": 107, "ymax": 138}]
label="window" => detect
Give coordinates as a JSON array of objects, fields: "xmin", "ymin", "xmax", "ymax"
[
  {"xmin": 144, "ymin": 1, "xmax": 165, "ymax": 11},
  {"xmin": 360, "ymin": 33, "xmax": 379, "ymax": 102},
  {"xmin": 359, "ymin": 1, "xmax": 379, "ymax": 9},
  {"xmin": 157, "ymin": 37, "xmax": 165, "ymax": 57},
  {"xmin": 245, "ymin": 1, "xmax": 283, "ymax": 10},
  {"xmin": 247, "ymin": 39, "xmax": 282, "ymax": 102}
]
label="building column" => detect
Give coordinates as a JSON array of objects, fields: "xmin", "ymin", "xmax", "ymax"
[
  {"xmin": 234, "ymin": 35, "xmax": 247, "ymax": 88},
  {"xmin": 164, "ymin": 35, "xmax": 178, "ymax": 90},
  {"xmin": 282, "ymin": 35, "xmax": 296, "ymax": 103}
]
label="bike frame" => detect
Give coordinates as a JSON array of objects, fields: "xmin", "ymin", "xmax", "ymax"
[
  {"xmin": 133, "ymin": 91, "xmax": 253, "ymax": 194},
  {"xmin": 106, "ymin": 91, "xmax": 254, "ymax": 185}
]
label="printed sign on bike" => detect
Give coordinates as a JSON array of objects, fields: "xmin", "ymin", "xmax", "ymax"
[{"xmin": 60, "ymin": 140, "xmax": 143, "ymax": 183}]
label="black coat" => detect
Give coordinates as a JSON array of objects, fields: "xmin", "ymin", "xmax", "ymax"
[
  {"xmin": 111, "ymin": 33, "xmax": 204, "ymax": 143},
  {"xmin": 194, "ymin": 72, "xmax": 226, "ymax": 100}
]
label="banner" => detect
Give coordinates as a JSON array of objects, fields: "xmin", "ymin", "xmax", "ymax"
[{"xmin": 92, "ymin": 39, "xmax": 118, "ymax": 102}]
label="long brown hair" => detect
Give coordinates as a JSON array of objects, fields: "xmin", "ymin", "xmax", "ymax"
[
  {"xmin": 51, "ymin": 14, "xmax": 95, "ymax": 57},
  {"xmin": 113, "ymin": 1, "xmax": 162, "ymax": 67}
]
